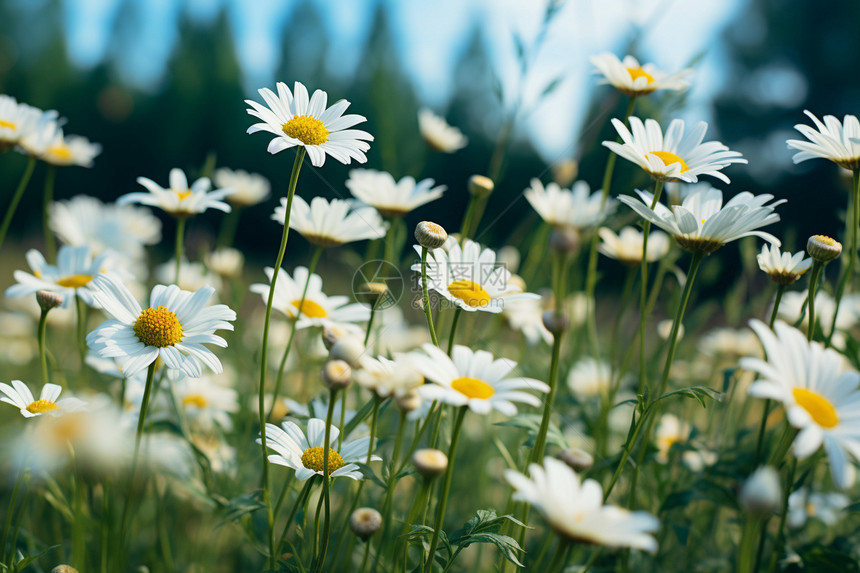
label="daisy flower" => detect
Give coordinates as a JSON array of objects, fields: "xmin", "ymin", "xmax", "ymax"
[
  {"xmin": 5, "ymin": 245, "xmax": 110, "ymax": 308},
  {"xmin": 655, "ymin": 413, "xmax": 691, "ymax": 464},
  {"xmin": 213, "ymin": 167, "xmax": 271, "ymax": 208},
  {"xmin": 524, "ymin": 179, "xmax": 616, "ymax": 229},
  {"xmin": 590, "ymin": 53, "xmax": 691, "ymax": 97},
  {"xmin": 245, "ymin": 81, "xmax": 372, "ymax": 167},
  {"xmin": 13, "ymin": 106, "xmax": 60, "ymax": 156},
  {"xmin": 353, "ymin": 354, "xmax": 424, "ymax": 399},
  {"xmin": 757, "ymin": 243, "xmax": 812, "ymax": 285},
  {"xmin": 118, "ymin": 168, "xmax": 233, "ymax": 218},
  {"xmin": 410, "ymin": 238, "xmax": 537, "ymax": 313},
  {"xmin": 250, "ymin": 266, "xmax": 369, "ymax": 328},
  {"xmin": 0, "ymin": 95, "xmax": 48, "ymax": 149},
  {"xmin": 345, "ymin": 168, "xmax": 446, "ymax": 217},
  {"xmin": 417, "ymin": 108, "xmax": 467, "ymax": 152},
  {"xmin": 409, "ymin": 344, "xmax": 549, "ymax": 416},
  {"xmin": 259, "ymin": 418, "xmax": 380, "ymax": 481},
  {"xmin": 502, "ymin": 296, "xmax": 553, "ymax": 345},
  {"xmin": 786, "ymin": 110, "xmax": 860, "ymax": 170},
  {"xmin": 273, "ymin": 195, "xmax": 386, "ymax": 247},
  {"xmin": 505, "ymin": 457, "xmax": 659, "ymax": 552},
  {"xmin": 86, "ymin": 273, "xmax": 236, "ymax": 378},
  {"xmin": 603, "ymin": 117, "xmax": 747, "ymax": 183},
  {"xmin": 205, "ymin": 248, "xmax": 244, "ymax": 278},
  {"xmin": 36, "ymin": 123, "xmax": 101, "ymax": 167},
  {"xmin": 175, "ymin": 375, "xmax": 239, "ymax": 432},
  {"xmin": 567, "ymin": 358, "xmax": 612, "ymax": 399},
  {"xmin": 619, "ymin": 187, "xmax": 783, "ymax": 254},
  {"xmin": 598, "ymin": 226, "xmax": 671, "ymax": 265},
  {"xmin": 740, "ymin": 319, "xmax": 860, "ymax": 489},
  {"xmin": 0, "ymin": 380, "xmax": 84, "ymax": 417},
  {"xmin": 788, "ymin": 487, "xmax": 850, "ymax": 528}
]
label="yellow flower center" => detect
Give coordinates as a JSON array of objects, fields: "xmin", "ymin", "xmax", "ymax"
[
  {"xmin": 26, "ymin": 399, "xmax": 59, "ymax": 414},
  {"xmin": 182, "ymin": 394, "xmax": 208, "ymax": 409},
  {"xmin": 450, "ymin": 376, "xmax": 495, "ymax": 400},
  {"xmin": 648, "ymin": 151, "xmax": 688, "ymax": 172},
  {"xmin": 793, "ymin": 388, "xmax": 839, "ymax": 428},
  {"xmin": 626, "ymin": 66, "xmax": 655, "ymax": 84},
  {"xmin": 447, "ymin": 280, "xmax": 491, "ymax": 308},
  {"xmin": 56, "ymin": 274, "xmax": 94, "ymax": 289},
  {"xmin": 301, "ymin": 446, "xmax": 345, "ymax": 473},
  {"xmin": 290, "ymin": 299, "xmax": 328, "ymax": 319},
  {"xmin": 47, "ymin": 145, "xmax": 72, "ymax": 161},
  {"xmin": 133, "ymin": 306, "xmax": 184, "ymax": 348},
  {"xmin": 0, "ymin": 119, "xmax": 17, "ymax": 130},
  {"xmin": 282, "ymin": 115, "xmax": 329, "ymax": 146},
  {"xmin": 176, "ymin": 189, "xmax": 193, "ymax": 200},
  {"xmin": 813, "ymin": 235, "xmax": 838, "ymax": 246}
]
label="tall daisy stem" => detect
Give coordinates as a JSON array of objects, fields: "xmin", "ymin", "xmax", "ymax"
[
  {"xmin": 42, "ymin": 164, "xmax": 57, "ymax": 260},
  {"xmin": 421, "ymin": 247, "xmax": 440, "ymax": 347},
  {"xmin": 376, "ymin": 410, "xmax": 407, "ymax": 570},
  {"xmin": 38, "ymin": 307, "xmax": 50, "ymax": 383},
  {"xmin": 75, "ymin": 293, "xmax": 87, "ymax": 369},
  {"xmin": 424, "ymin": 406, "xmax": 467, "ymax": 573},
  {"xmin": 447, "ymin": 307, "xmax": 463, "ymax": 356},
  {"xmin": 806, "ymin": 261, "xmax": 825, "ymax": 342},
  {"xmin": 766, "ymin": 457, "xmax": 798, "ymax": 573},
  {"xmin": 636, "ymin": 180, "xmax": 665, "ymax": 397},
  {"xmin": 0, "ymin": 156, "xmax": 37, "ymax": 253},
  {"xmin": 174, "ymin": 217, "xmax": 186, "ymax": 285},
  {"xmin": 826, "ymin": 168, "xmax": 860, "ymax": 344},
  {"xmin": 259, "ymin": 147, "xmax": 306, "ymax": 571},
  {"xmin": 547, "ymin": 538, "xmax": 571, "ymax": 573},
  {"xmin": 754, "ymin": 285, "xmax": 787, "ymax": 465},
  {"xmin": 312, "ymin": 388, "xmax": 338, "ymax": 573}
]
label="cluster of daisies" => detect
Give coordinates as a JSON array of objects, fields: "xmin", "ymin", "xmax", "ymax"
[{"xmin": 0, "ymin": 47, "xmax": 860, "ymax": 573}]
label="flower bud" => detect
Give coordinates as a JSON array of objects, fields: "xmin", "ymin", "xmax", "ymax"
[
  {"xmin": 549, "ymin": 227, "xmax": 579, "ymax": 254},
  {"xmin": 322, "ymin": 359, "xmax": 352, "ymax": 390},
  {"xmin": 739, "ymin": 466, "xmax": 781, "ymax": 518},
  {"xmin": 329, "ymin": 336, "xmax": 365, "ymax": 368},
  {"xmin": 415, "ymin": 221, "xmax": 448, "ymax": 250},
  {"xmin": 205, "ymin": 248, "xmax": 244, "ymax": 278},
  {"xmin": 395, "ymin": 389, "xmax": 423, "ymax": 412},
  {"xmin": 356, "ymin": 282, "xmax": 389, "ymax": 307},
  {"xmin": 807, "ymin": 235, "xmax": 842, "ymax": 263},
  {"xmin": 558, "ymin": 447, "xmax": 594, "ymax": 472},
  {"xmin": 468, "ymin": 175, "xmax": 494, "ymax": 198},
  {"xmin": 412, "ymin": 448, "xmax": 448, "ymax": 479},
  {"xmin": 322, "ymin": 324, "xmax": 356, "ymax": 350},
  {"xmin": 657, "ymin": 319, "xmax": 683, "ymax": 342},
  {"xmin": 37, "ymin": 290, "xmax": 64, "ymax": 312},
  {"xmin": 542, "ymin": 310, "xmax": 569, "ymax": 335},
  {"xmin": 552, "ymin": 160, "xmax": 578, "ymax": 188},
  {"xmin": 52, "ymin": 567, "xmax": 80, "ymax": 573},
  {"xmin": 349, "ymin": 507, "xmax": 383, "ymax": 540}
]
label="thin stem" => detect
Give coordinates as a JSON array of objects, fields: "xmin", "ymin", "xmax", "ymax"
[
  {"xmin": 217, "ymin": 208, "xmax": 241, "ymax": 248},
  {"xmin": 174, "ymin": 217, "xmax": 186, "ymax": 285},
  {"xmin": 769, "ymin": 284, "xmax": 786, "ymax": 329},
  {"xmin": 421, "ymin": 247, "xmax": 440, "ymax": 347},
  {"xmin": 826, "ymin": 168, "xmax": 860, "ymax": 344},
  {"xmin": 0, "ymin": 155, "xmax": 37, "ymax": 253},
  {"xmin": 637, "ymin": 180, "xmax": 665, "ymax": 396},
  {"xmin": 358, "ymin": 541, "xmax": 372, "ymax": 573},
  {"xmin": 531, "ymin": 333, "xmax": 563, "ymax": 465},
  {"xmin": 259, "ymin": 146, "xmax": 306, "ymax": 570},
  {"xmin": 806, "ymin": 261, "xmax": 824, "ymax": 342},
  {"xmin": 547, "ymin": 538, "xmax": 571, "ymax": 573},
  {"xmin": 459, "ymin": 195, "xmax": 479, "ymax": 244},
  {"xmin": 38, "ymin": 308, "xmax": 50, "ymax": 383},
  {"xmin": 766, "ymin": 457, "xmax": 798, "ymax": 573},
  {"xmin": 424, "ymin": 406, "xmax": 467, "ymax": 573},
  {"xmin": 376, "ymin": 409, "xmax": 408, "ymax": 569},
  {"xmin": 42, "ymin": 164, "xmax": 57, "ymax": 260},
  {"xmin": 738, "ymin": 517, "xmax": 761, "ymax": 573},
  {"xmin": 75, "ymin": 292, "xmax": 87, "ymax": 369},
  {"xmin": 275, "ymin": 478, "xmax": 315, "ymax": 561},
  {"xmin": 755, "ymin": 284, "xmax": 787, "ymax": 465},
  {"xmin": 312, "ymin": 388, "xmax": 338, "ymax": 573},
  {"xmin": 447, "ymin": 307, "xmax": 463, "ymax": 356}
]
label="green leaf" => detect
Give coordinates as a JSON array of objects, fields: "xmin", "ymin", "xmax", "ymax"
[
  {"xmin": 495, "ymin": 414, "xmax": 568, "ymax": 449},
  {"xmin": 786, "ymin": 546, "xmax": 860, "ymax": 572},
  {"xmin": 447, "ymin": 511, "xmax": 527, "ymax": 567},
  {"xmin": 13, "ymin": 544, "xmax": 61, "ymax": 570},
  {"xmin": 217, "ymin": 491, "xmax": 265, "ymax": 523},
  {"xmin": 356, "ymin": 463, "xmax": 386, "ymax": 489},
  {"xmin": 654, "ymin": 386, "xmax": 722, "ymax": 410},
  {"xmin": 539, "ymin": 76, "xmax": 564, "ymax": 98},
  {"xmin": 344, "ymin": 397, "xmax": 380, "ymax": 437}
]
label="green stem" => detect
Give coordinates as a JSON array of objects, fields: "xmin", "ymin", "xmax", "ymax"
[
  {"xmin": 424, "ymin": 406, "xmax": 467, "ymax": 573},
  {"xmin": 531, "ymin": 333, "xmax": 563, "ymax": 464},
  {"xmin": 259, "ymin": 147, "xmax": 305, "ymax": 570},
  {"xmin": 0, "ymin": 155, "xmax": 37, "ymax": 253},
  {"xmin": 769, "ymin": 284, "xmax": 785, "ymax": 329},
  {"xmin": 358, "ymin": 541, "xmax": 372, "ymax": 573},
  {"xmin": 447, "ymin": 307, "xmax": 463, "ymax": 356},
  {"xmin": 636, "ymin": 180, "xmax": 665, "ymax": 397},
  {"xmin": 826, "ymin": 168, "xmax": 860, "ymax": 344},
  {"xmin": 738, "ymin": 517, "xmax": 761, "ymax": 573},
  {"xmin": 376, "ymin": 410, "xmax": 408, "ymax": 568},
  {"xmin": 364, "ymin": 302, "xmax": 377, "ymax": 347},
  {"xmin": 312, "ymin": 388, "xmax": 338, "ymax": 573},
  {"xmin": 421, "ymin": 247, "xmax": 440, "ymax": 347},
  {"xmin": 275, "ymin": 478, "xmax": 315, "ymax": 561},
  {"xmin": 42, "ymin": 164, "xmax": 57, "ymax": 260},
  {"xmin": 459, "ymin": 196, "xmax": 479, "ymax": 243},
  {"xmin": 806, "ymin": 261, "xmax": 824, "ymax": 342},
  {"xmin": 75, "ymin": 292, "xmax": 87, "ymax": 369},
  {"xmin": 755, "ymin": 284, "xmax": 787, "ymax": 466},
  {"xmin": 174, "ymin": 217, "xmax": 186, "ymax": 285},
  {"xmin": 766, "ymin": 457, "xmax": 798, "ymax": 573},
  {"xmin": 547, "ymin": 538, "xmax": 571, "ymax": 573},
  {"xmin": 38, "ymin": 308, "xmax": 49, "ymax": 383},
  {"xmin": 0, "ymin": 466, "xmax": 24, "ymax": 564},
  {"xmin": 217, "ymin": 207, "xmax": 241, "ymax": 248}
]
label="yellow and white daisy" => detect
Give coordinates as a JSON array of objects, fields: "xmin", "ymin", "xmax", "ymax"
[
  {"xmin": 11, "ymin": 106, "xmax": 60, "ymax": 155},
  {"xmin": 741, "ymin": 320, "xmax": 860, "ymax": 489},
  {"xmin": 655, "ymin": 413, "xmax": 691, "ymax": 464},
  {"xmin": 409, "ymin": 343, "xmax": 549, "ymax": 416},
  {"xmin": 619, "ymin": 187, "xmax": 783, "ymax": 254},
  {"xmin": 354, "ymin": 354, "xmax": 423, "ymax": 399},
  {"xmin": 86, "ymin": 273, "xmax": 236, "ymax": 378},
  {"xmin": 698, "ymin": 326, "xmax": 760, "ymax": 358},
  {"xmin": 502, "ymin": 295, "xmax": 553, "ymax": 345},
  {"xmin": 5, "ymin": 245, "xmax": 110, "ymax": 308},
  {"xmin": 213, "ymin": 167, "xmax": 271, "ymax": 208},
  {"xmin": 590, "ymin": 53, "xmax": 692, "ymax": 97},
  {"xmin": 505, "ymin": 457, "xmax": 659, "ymax": 552},
  {"xmin": 250, "ymin": 266, "xmax": 370, "ymax": 329},
  {"xmin": 246, "ymin": 81, "xmax": 372, "ymax": 167},
  {"xmin": 118, "ymin": 168, "xmax": 233, "ymax": 218},
  {"xmin": 410, "ymin": 238, "xmax": 537, "ymax": 313},
  {"xmin": 260, "ymin": 418, "xmax": 381, "ymax": 481},
  {"xmin": 525, "ymin": 179, "xmax": 615, "ymax": 229},
  {"xmin": 757, "ymin": 243, "xmax": 812, "ymax": 285},
  {"xmin": 205, "ymin": 247, "xmax": 244, "ymax": 278},
  {"xmin": 345, "ymin": 168, "xmax": 446, "ymax": 217},
  {"xmin": 604, "ymin": 117, "xmax": 747, "ymax": 183},
  {"xmin": 174, "ymin": 375, "xmax": 239, "ymax": 432},
  {"xmin": 788, "ymin": 487, "xmax": 850, "ymax": 528},
  {"xmin": 0, "ymin": 380, "xmax": 84, "ymax": 418},
  {"xmin": 786, "ymin": 110, "xmax": 860, "ymax": 170},
  {"xmin": 0, "ymin": 95, "xmax": 48, "ymax": 149},
  {"xmin": 597, "ymin": 226, "xmax": 671, "ymax": 265},
  {"xmin": 273, "ymin": 195, "xmax": 386, "ymax": 247},
  {"xmin": 776, "ymin": 290, "xmax": 860, "ymax": 344},
  {"xmin": 36, "ymin": 123, "xmax": 101, "ymax": 167},
  {"xmin": 566, "ymin": 358, "xmax": 612, "ymax": 399},
  {"xmin": 417, "ymin": 107, "xmax": 467, "ymax": 152}
]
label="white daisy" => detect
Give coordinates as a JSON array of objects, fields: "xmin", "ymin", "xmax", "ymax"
[
  {"xmin": 213, "ymin": 167, "xmax": 271, "ymax": 207},
  {"xmin": 409, "ymin": 344, "xmax": 549, "ymax": 416},
  {"xmin": 502, "ymin": 295, "xmax": 553, "ymax": 345},
  {"xmin": 37, "ymin": 124, "xmax": 101, "ymax": 167},
  {"xmin": 787, "ymin": 487, "xmax": 850, "ymax": 528},
  {"xmin": 590, "ymin": 53, "xmax": 692, "ymax": 97},
  {"xmin": 118, "ymin": 168, "xmax": 233, "ymax": 217},
  {"xmin": 524, "ymin": 179, "xmax": 616, "ymax": 229},
  {"xmin": 786, "ymin": 110, "xmax": 860, "ymax": 170},
  {"xmin": 205, "ymin": 248, "xmax": 244, "ymax": 278},
  {"xmin": 740, "ymin": 319, "xmax": 860, "ymax": 489},
  {"xmin": 259, "ymin": 418, "xmax": 381, "ymax": 481},
  {"xmin": 0, "ymin": 380, "xmax": 84, "ymax": 418},
  {"xmin": 0, "ymin": 96, "xmax": 48, "ymax": 149},
  {"xmin": 273, "ymin": 195, "xmax": 386, "ymax": 247},
  {"xmin": 250, "ymin": 266, "xmax": 369, "ymax": 329},
  {"xmin": 566, "ymin": 358, "xmax": 612, "ymax": 399},
  {"xmin": 246, "ymin": 81, "xmax": 372, "ymax": 167},
  {"xmin": 345, "ymin": 168, "xmax": 446, "ymax": 217},
  {"xmin": 86, "ymin": 273, "xmax": 236, "ymax": 378},
  {"xmin": 619, "ymin": 187, "xmax": 783, "ymax": 254},
  {"xmin": 603, "ymin": 117, "xmax": 747, "ymax": 183},
  {"xmin": 175, "ymin": 375, "xmax": 239, "ymax": 432},
  {"xmin": 757, "ymin": 244, "xmax": 812, "ymax": 285},
  {"xmin": 14, "ymin": 107, "xmax": 61, "ymax": 156},
  {"xmin": 417, "ymin": 108, "xmax": 467, "ymax": 153},
  {"xmin": 410, "ymin": 238, "xmax": 537, "ymax": 314},
  {"xmin": 698, "ymin": 327, "xmax": 760, "ymax": 358},
  {"xmin": 505, "ymin": 457, "xmax": 659, "ymax": 552},
  {"xmin": 597, "ymin": 226, "xmax": 671, "ymax": 265},
  {"xmin": 776, "ymin": 290, "xmax": 860, "ymax": 341},
  {"xmin": 655, "ymin": 413, "xmax": 691, "ymax": 464},
  {"xmin": 5, "ymin": 245, "xmax": 110, "ymax": 308},
  {"xmin": 354, "ymin": 354, "xmax": 423, "ymax": 399}
]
